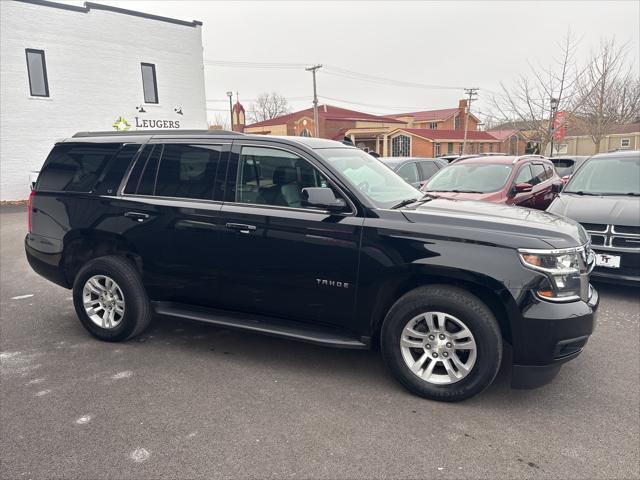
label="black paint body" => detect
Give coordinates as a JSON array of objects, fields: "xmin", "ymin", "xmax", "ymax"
[{"xmin": 25, "ymin": 132, "xmax": 598, "ymax": 388}]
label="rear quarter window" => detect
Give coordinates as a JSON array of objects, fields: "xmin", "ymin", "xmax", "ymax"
[{"xmin": 37, "ymin": 143, "xmax": 121, "ymax": 192}]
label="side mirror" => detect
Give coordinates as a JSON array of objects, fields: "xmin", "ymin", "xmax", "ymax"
[
  {"xmin": 514, "ymin": 182, "xmax": 533, "ymax": 193},
  {"xmin": 301, "ymin": 187, "xmax": 347, "ymax": 212},
  {"xmin": 552, "ymin": 182, "xmax": 564, "ymax": 193}
]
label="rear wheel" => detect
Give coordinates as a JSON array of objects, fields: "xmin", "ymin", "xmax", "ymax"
[
  {"xmin": 381, "ymin": 285, "xmax": 502, "ymax": 402},
  {"xmin": 72, "ymin": 256, "xmax": 151, "ymax": 341}
]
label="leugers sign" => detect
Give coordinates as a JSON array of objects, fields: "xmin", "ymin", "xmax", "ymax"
[
  {"xmin": 112, "ymin": 116, "xmax": 181, "ymax": 131},
  {"xmin": 135, "ymin": 117, "xmax": 181, "ymax": 129}
]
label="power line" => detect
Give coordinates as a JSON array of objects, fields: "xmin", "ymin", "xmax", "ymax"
[{"xmin": 322, "ymin": 66, "xmax": 465, "ymax": 91}]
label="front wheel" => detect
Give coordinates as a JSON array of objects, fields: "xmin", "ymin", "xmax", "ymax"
[{"xmin": 381, "ymin": 285, "xmax": 502, "ymax": 402}]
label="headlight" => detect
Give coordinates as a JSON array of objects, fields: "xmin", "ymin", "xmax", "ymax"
[{"xmin": 518, "ymin": 246, "xmax": 592, "ymax": 302}]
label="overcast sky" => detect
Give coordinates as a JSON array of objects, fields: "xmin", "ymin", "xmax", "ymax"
[{"xmin": 58, "ymin": 1, "xmax": 640, "ymax": 124}]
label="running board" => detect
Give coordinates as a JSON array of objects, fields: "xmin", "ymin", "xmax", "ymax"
[{"xmin": 152, "ymin": 302, "xmax": 369, "ymax": 349}]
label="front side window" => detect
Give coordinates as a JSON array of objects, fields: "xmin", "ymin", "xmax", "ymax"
[
  {"xmin": 141, "ymin": 63, "xmax": 158, "ymax": 104},
  {"xmin": 391, "ymin": 135, "xmax": 411, "ymax": 157},
  {"xmin": 37, "ymin": 143, "xmax": 121, "ymax": 192},
  {"xmin": 396, "ymin": 162, "xmax": 419, "ymax": 184},
  {"xmin": 426, "ymin": 163, "xmax": 513, "ymax": 194},
  {"xmin": 235, "ymin": 146, "xmax": 329, "ymax": 208},
  {"xmin": 154, "ymin": 144, "xmax": 222, "ymax": 199},
  {"xmin": 530, "ymin": 163, "xmax": 546, "ymax": 184},
  {"xmin": 565, "ymin": 155, "xmax": 640, "ymax": 195},
  {"xmin": 26, "ymin": 49, "xmax": 49, "ymax": 97},
  {"xmin": 514, "ymin": 165, "xmax": 534, "ymax": 185},
  {"xmin": 316, "ymin": 148, "xmax": 419, "ymax": 208}
]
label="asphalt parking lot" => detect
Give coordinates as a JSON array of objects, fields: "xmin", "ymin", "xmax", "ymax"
[{"xmin": 1, "ymin": 205, "xmax": 639, "ymax": 480}]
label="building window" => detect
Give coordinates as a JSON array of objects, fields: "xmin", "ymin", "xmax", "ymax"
[
  {"xmin": 391, "ymin": 134, "xmax": 411, "ymax": 156},
  {"xmin": 429, "ymin": 122, "xmax": 438, "ymax": 130},
  {"xmin": 141, "ymin": 63, "xmax": 158, "ymax": 104},
  {"xmin": 489, "ymin": 143, "xmax": 494, "ymax": 152},
  {"xmin": 621, "ymin": 138, "xmax": 631, "ymax": 149},
  {"xmin": 447, "ymin": 142, "xmax": 454, "ymax": 154},
  {"xmin": 458, "ymin": 144, "xmax": 463, "ymax": 155},
  {"xmin": 299, "ymin": 128, "xmax": 312, "ymax": 137},
  {"xmin": 434, "ymin": 143, "xmax": 441, "ymax": 156},
  {"xmin": 454, "ymin": 114, "xmax": 461, "ymax": 130},
  {"xmin": 478, "ymin": 143, "xmax": 484, "ymax": 153},
  {"xmin": 555, "ymin": 144, "xmax": 568, "ymax": 154},
  {"xmin": 25, "ymin": 49, "xmax": 49, "ymax": 97}
]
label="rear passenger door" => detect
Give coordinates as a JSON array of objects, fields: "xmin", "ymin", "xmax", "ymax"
[
  {"xmin": 217, "ymin": 142, "xmax": 362, "ymax": 329},
  {"xmin": 118, "ymin": 141, "xmax": 230, "ymax": 305}
]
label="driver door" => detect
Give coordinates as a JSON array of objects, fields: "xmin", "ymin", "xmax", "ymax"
[{"xmin": 216, "ymin": 142, "xmax": 363, "ymax": 329}]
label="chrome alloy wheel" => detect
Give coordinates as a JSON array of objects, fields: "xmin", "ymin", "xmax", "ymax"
[
  {"xmin": 400, "ymin": 312, "xmax": 477, "ymax": 385},
  {"xmin": 82, "ymin": 275, "xmax": 125, "ymax": 329}
]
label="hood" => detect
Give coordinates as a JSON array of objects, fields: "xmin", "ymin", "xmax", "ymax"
[
  {"xmin": 401, "ymin": 198, "xmax": 588, "ymax": 250},
  {"xmin": 547, "ymin": 193, "xmax": 640, "ymax": 226}
]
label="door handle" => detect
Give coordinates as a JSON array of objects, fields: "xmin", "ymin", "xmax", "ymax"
[
  {"xmin": 225, "ymin": 223, "xmax": 256, "ymax": 234},
  {"xmin": 124, "ymin": 211, "xmax": 150, "ymax": 222}
]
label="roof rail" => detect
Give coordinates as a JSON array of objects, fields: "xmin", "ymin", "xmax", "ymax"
[
  {"xmin": 511, "ymin": 154, "xmax": 547, "ymax": 164},
  {"xmin": 72, "ymin": 129, "xmax": 242, "ymax": 138}
]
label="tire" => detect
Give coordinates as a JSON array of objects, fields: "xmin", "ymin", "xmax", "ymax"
[
  {"xmin": 72, "ymin": 255, "xmax": 151, "ymax": 342},
  {"xmin": 380, "ymin": 285, "xmax": 502, "ymax": 402}
]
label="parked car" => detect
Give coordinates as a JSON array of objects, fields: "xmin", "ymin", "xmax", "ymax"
[
  {"xmin": 436, "ymin": 154, "xmax": 461, "ymax": 163},
  {"xmin": 550, "ymin": 156, "xmax": 590, "ymax": 183},
  {"xmin": 449, "ymin": 153, "xmax": 508, "ymax": 163},
  {"xmin": 26, "ymin": 130, "xmax": 598, "ymax": 402},
  {"xmin": 547, "ymin": 150, "xmax": 640, "ymax": 285},
  {"xmin": 423, "ymin": 155, "xmax": 563, "ymax": 210},
  {"xmin": 378, "ymin": 156, "xmax": 447, "ymax": 188}
]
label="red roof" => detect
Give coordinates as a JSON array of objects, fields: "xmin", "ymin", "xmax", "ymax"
[
  {"xmin": 245, "ymin": 104, "xmax": 404, "ymax": 129},
  {"xmin": 487, "ymin": 129, "xmax": 518, "ymax": 141},
  {"xmin": 389, "ymin": 108, "xmax": 460, "ymax": 122},
  {"xmin": 394, "ymin": 128, "xmax": 499, "ymax": 141}
]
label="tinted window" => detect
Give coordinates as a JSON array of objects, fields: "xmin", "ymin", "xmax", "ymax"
[
  {"xmin": 530, "ymin": 164, "xmax": 546, "ymax": 184},
  {"xmin": 418, "ymin": 161, "xmax": 440, "ymax": 180},
  {"xmin": 94, "ymin": 144, "xmax": 141, "ymax": 195},
  {"xmin": 235, "ymin": 146, "xmax": 328, "ymax": 208},
  {"xmin": 38, "ymin": 143, "xmax": 120, "ymax": 192},
  {"xmin": 26, "ymin": 49, "xmax": 49, "ymax": 97},
  {"xmin": 123, "ymin": 145, "xmax": 153, "ymax": 194},
  {"xmin": 426, "ymin": 164, "xmax": 513, "ymax": 193},
  {"xmin": 396, "ymin": 162, "xmax": 419, "ymax": 184},
  {"xmin": 155, "ymin": 144, "xmax": 222, "ymax": 199},
  {"xmin": 141, "ymin": 63, "xmax": 158, "ymax": 104},
  {"xmin": 514, "ymin": 165, "xmax": 534, "ymax": 184},
  {"xmin": 137, "ymin": 145, "xmax": 162, "ymax": 196}
]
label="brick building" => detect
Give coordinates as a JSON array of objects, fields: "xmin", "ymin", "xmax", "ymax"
[{"xmin": 243, "ymin": 99, "xmax": 499, "ymax": 156}]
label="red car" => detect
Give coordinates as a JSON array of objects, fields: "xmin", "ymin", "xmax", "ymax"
[{"xmin": 422, "ymin": 155, "xmax": 563, "ymax": 210}]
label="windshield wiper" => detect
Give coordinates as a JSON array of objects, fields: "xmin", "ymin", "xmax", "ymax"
[
  {"xmin": 391, "ymin": 198, "xmax": 420, "ymax": 209},
  {"xmin": 564, "ymin": 190, "xmax": 599, "ymax": 196},
  {"xmin": 432, "ymin": 189, "xmax": 484, "ymax": 194}
]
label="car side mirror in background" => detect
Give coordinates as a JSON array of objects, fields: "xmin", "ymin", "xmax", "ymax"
[
  {"xmin": 514, "ymin": 182, "xmax": 533, "ymax": 193},
  {"xmin": 552, "ymin": 182, "xmax": 564, "ymax": 193},
  {"xmin": 301, "ymin": 187, "xmax": 347, "ymax": 212}
]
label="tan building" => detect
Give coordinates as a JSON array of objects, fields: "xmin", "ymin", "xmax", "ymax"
[{"xmin": 547, "ymin": 122, "xmax": 640, "ymax": 156}]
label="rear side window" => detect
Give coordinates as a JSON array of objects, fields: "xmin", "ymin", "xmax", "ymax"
[
  {"xmin": 37, "ymin": 143, "xmax": 121, "ymax": 192},
  {"xmin": 94, "ymin": 144, "xmax": 141, "ymax": 195},
  {"xmin": 154, "ymin": 144, "xmax": 222, "ymax": 199},
  {"xmin": 396, "ymin": 162, "xmax": 419, "ymax": 184}
]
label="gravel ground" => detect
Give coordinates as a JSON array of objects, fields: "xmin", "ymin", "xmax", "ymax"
[{"xmin": 1, "ymin": 205, "xmax": 639, "ymax": 480}]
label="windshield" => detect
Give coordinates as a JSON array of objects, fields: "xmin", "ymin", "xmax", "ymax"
[
  {"xmin": 565, "ymin": 155, "xmax": 640, "ymax": 195},
  {"xmin": 425, "ymin": 163, "xmax": 513, "ymax": 193},
  {"xmin": 316, "ymin": 148, "xmax": 420, "ymax": 208}
]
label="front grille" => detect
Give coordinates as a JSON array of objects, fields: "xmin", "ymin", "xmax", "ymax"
[
  {"xmin": 581, "ymin": 223, "xmax": 607, "ymax": 232},
  {"xmin": 613, "ymin": 225, "xmax": 640, "ymax": 235},
  {"xmin": 589, "ymin": 234, "xmax": 606, "ymax": 246},
  {"xmin": 612, "ymin": 237, "xmax": 640, "ymax": 248}
]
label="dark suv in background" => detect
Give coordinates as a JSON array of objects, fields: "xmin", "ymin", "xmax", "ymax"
[{"xmin": 26, "ymin": 130, "xmax": 598, "ymax": 402}]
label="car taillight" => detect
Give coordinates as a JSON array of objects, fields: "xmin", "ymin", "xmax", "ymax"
[{"xmin": 27, "ymin": 190, "xmax": 35, "ymax": 233}]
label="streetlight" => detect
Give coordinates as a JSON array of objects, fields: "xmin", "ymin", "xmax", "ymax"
[
  {"xmin": 226, "ymin": 91, "xmax": 233, "ymax": 131},
  {"xmin": 549, "ymin": 97, "xmax": 559, "ymax": 157}
]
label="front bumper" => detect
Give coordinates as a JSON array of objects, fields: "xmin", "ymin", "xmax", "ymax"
[
  {"xmin": 591, "ymin": 246, "xmax": 640, "ymax": 285},
  {"xmin": 511, "ymin": 285, "xmax": 599, "ymax": 389}
]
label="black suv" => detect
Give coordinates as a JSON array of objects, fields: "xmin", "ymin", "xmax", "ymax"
[{"xmin": 26, "ymin": 130, "xmax": 599, "ymax": 402}]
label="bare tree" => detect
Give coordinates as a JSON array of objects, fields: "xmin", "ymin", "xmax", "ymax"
[
  {"xmin": 248, "ymin": 92, "xmax": 290, "ymax": 123},
  {"xmin": 573, "ymin": 38, "xmax": 640, "ymax": 153},
  {"xmin": 491, "ymin": 32, "xmax": 582, "ymax": 154},
  {"xmin": 209, "ymin": 112, "xmax": 229, "ymax": 130}
]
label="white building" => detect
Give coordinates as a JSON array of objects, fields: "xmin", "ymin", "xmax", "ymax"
[{"xmin": 0, "ymin": 0, "xmax": 208, "ymax": 200}]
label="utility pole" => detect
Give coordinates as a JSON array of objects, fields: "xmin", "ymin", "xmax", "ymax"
[
  {"xmin": 226, "ymin": 91, "xmax": 233, "ymax": 131},
  {"xmin": 461, "ymin": 87, "xmax": 479, "ymax": 155},
  {"xmin": 305, "ymin": 64, "xmax": 322, "ymax": 137}
]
